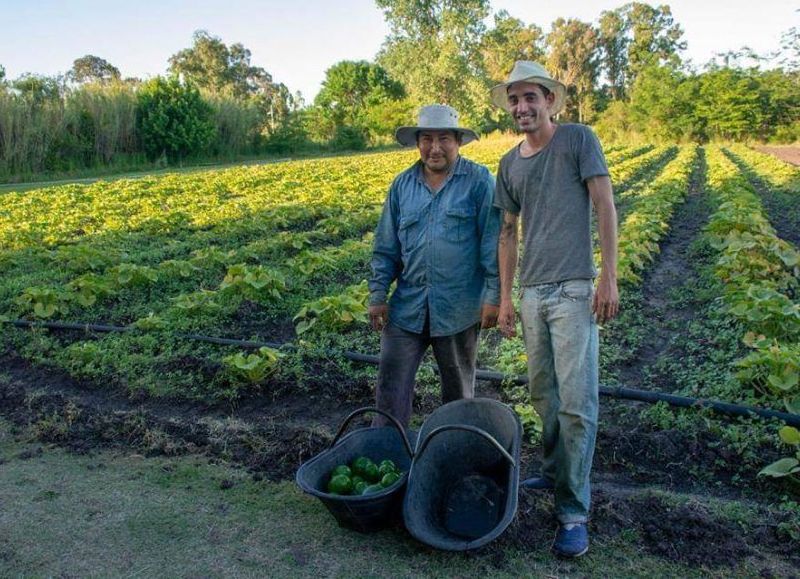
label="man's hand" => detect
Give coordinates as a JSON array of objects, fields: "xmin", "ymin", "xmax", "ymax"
[
  {"xmin": 369, "ymin": 304, "xmax": 389, "ymax": 332},
  {"xmin": 592, "ymin": 274, "xmax": 619, "ymax": 324},
  {"xmin": 498, "ymin": 299, "xmax": 516, "ymax": 337},
  {"xmin": 480, "ymin": 304, "xmax": 499, "ymax": 329}
]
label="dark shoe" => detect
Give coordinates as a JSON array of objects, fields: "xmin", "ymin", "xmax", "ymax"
[
  {"xmin": 553, "ymin": 523, "xmax": 589, "ymax": 558},
  {"xmin": 520, "ymin": 476, "xmax": 554, "ymax": 490}
]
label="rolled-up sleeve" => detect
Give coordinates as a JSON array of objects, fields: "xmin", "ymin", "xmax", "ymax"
[
  {"xmin": 369, "ymin": 182, "xmax": 402, "ymax": 305},
  {"xmin": 476, "ymin": 170, "xmax": 501, "ymax": 306}
]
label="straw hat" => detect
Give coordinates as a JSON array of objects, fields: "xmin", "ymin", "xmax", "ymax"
[
  {"xmin": 489, "ymin": 61, "xmax": 567, "ymax": 115},
  {"xmin": 395, "ymin": 104, "xmax": 479, "ymax": 147}
]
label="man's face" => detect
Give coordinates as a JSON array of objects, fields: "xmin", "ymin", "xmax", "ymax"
[
  {"xmin": 506, "ymin": 82, "xmax": 554, "ymax": 133},
  {"xmin": 417, "ymin": 130, "xmax": 460, "ymax": 174}
]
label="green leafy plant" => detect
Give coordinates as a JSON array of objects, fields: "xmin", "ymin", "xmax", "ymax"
[
  {"xmin": 51, "ymin": 244, "xmax": 119, "ymax": 272},
  {"xmin": 759, "ymin": 426, "xmax": 800, "ymax": 483},
  {"xmin": 132, "ymin": 313, "xmax": 169, "ymax": 331},
  {"xmin": 287, "ymin": 250, "xmax": 338, "ymax": 277},
  {"xmin": 171, "ymin": 290, "xmax": 220, "ymax": 314},
  {"xmin": 736, "ymin": 334, "xmax": 800, "ymax": 399},
  {"xmin": 219, "ymin": 263, "xmax": 286, "ymax": 303},
  {"xmin": 16, "ymin": 287, "xmax": 70, "ymax": 318},
  {"xmin": 223, "ymin": 347, "xmax": 281, "ymax": 384},
  {"xmin": 513, "ymin": 403, "xmax": 543, "ymax": 443},
  {"xmin": 294, "ymin": 281, "xmax": 369, "ymax": 334},
  {"xmin": 67, "ymin": 274, "xmax": 115, "ymax": 307},
  {"xmin": 110, "ymin": 264, "xmax": 159, "ymax": 287},
  {"xmin": 159, "ymin": 259, "xmax": 201, "ymax": 279}
]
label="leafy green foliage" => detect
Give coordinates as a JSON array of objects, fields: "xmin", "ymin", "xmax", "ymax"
[
  {"xmin": 16, "ymin": 287, "xmax": 71, "ymax": 318},
  {"xmin": 294, "ymin": 281, "xmax": 369, "ymax": 335},
  {"xmin": 223, "ymin": 346, "xmax": 281, "ymax": 384},
  {"xmin": 759, "ymin": 426, "xmax": 800, "ymax": 481},
  {"xmin": 219, "ymin": 264, "xmax": 286, "ymax": 303},
  {"xmin": 136, "ymin": 76, "xmax": 214, "ymax": 162},
  {"xmin": 171, "ymin": 290, "xmax": 221, "ymax": 315}
]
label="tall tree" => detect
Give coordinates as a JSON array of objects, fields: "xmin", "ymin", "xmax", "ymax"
[
  {"xmin": 624, "ymin": 3, "xmax": 686, "ymax": 87},
  {"xmin": 376, "ymin": 0, "xmax": 492, "ymax": 129},
  {"xmin": 169, "ymin": 30, "xmax": 296, "ymax": 131},
  {"xmin": 595, "ymin": 3, "xmax": 686, "ymax": 98},
  {"xmin": 546, "ymin": 18, "xmax": 599, "ymax": 123},
  {"xmin": 480, "ymin": 10, "xmax": 545, "ymax": 84},
  {"xmin": 313, "ymin": 60, "xmax": 405, "ymax": 140},
  {"xmin": 69, "ymin": 55, "xmax": 121, "ymax": 84},
  {"xmin": 695, "ymin": 68, "xmax": 763, "ymax": 141},
  {"xmin": 168, "ymin": 30, "xmax": 273, "ymax": 99},
  {"xmin": 780, "ymin": 24, "xmax": 800, "ymax": 71},
  {"xmin": 597, "ymin": 10, "xmax": 628, "ymax": 99}
]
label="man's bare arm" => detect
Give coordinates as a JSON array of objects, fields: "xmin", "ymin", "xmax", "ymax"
[
  {"xmin": 498, "ymin": 210, "xmax": 519, "ymax": 337},
  {"xmin": 588, "ymin": 175, "xmax": 619, "ymax": 323}
]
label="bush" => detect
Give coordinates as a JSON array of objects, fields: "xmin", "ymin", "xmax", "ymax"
[
  {"xmin": 136, "ymin": 76, "xmax": 214, "ymax": 162},
  {"xmin": 330, "ymin": 125, "xmax": 367, "ymax": 151},
  {"xmin": 263, "ymin": 116, "xmax": 311, "ymax": 154}
]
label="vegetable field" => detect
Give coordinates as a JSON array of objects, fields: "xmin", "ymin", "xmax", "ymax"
[{"xmin": 1, "ymin": 137, "xmax": 799, "ymax": 576}]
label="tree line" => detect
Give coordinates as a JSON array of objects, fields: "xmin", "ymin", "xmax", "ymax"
[{"xmin": 1, "ymin": 1, "xmax": 798, "ymax": 181}]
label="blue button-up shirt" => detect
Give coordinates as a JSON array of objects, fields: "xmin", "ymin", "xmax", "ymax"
[{"xmin": 369, "ymin": 156, "xmax": 501, "ymax": 337}]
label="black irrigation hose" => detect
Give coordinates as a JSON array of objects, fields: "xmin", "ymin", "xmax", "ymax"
[{"xmin": 5, "ymin": 318, "xmax": 800, "ymax": 428}]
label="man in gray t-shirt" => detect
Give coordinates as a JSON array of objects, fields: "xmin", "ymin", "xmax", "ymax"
[{"xmin": 490, "ymin": 61, "xmax": 619, "ymax": 558}]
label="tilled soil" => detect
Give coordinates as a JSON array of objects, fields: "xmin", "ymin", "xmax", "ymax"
[
  {"xmin": 615, "ymin": 151, "xmax": 712, "ymax": 392},
  {"xmin": 1, "ymin": 344, "xmax": 797, "ymax": 571},
  {"xmin": 755, "ymin": 146, "xmax": 800, "ymax": 167}
]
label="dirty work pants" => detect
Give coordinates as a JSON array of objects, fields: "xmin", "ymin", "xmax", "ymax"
[
  {"xmin": 372, "ymin": 321, "xmax": 480, "ymax": 428},
  {"xmin": 519, "ymin": 279, "xmax": 599, "ymax": 525}
]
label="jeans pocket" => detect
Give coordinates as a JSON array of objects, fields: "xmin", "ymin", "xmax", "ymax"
[{"xmin": 560, "ymin": 279, "xmax": 593, "ymax": 301}]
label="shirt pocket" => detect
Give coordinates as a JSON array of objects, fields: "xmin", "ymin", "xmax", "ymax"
[
  {"xmin": 444, "ymin": 206, "xmax": 477, "ymax": 243},
  {"xmin": 399, "ymin": 210, "xmax": 424, "ymax": 252}
]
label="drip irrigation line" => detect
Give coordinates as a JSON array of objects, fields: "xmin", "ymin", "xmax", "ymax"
[{"xmin": 4, "ymin": 318, "xmax": 800, "ymax": 428}]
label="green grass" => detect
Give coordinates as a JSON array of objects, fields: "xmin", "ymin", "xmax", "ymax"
[{"xmin": 0, "ymin": 418, "xmax": 793, "ymax": 578}]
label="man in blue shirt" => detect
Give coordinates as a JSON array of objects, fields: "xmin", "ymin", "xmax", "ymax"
[{"xmin": 368, "ymin": 104, "xmax": 501, "ymax": 428}]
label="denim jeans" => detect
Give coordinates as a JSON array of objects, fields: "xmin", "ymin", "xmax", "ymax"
[
  {"xmin": 519, "ymin": 279, "xmax": 599, "ymax": 524},
  {"xmin": 372, "ymin": 321, "xmax": 480, "ymax": 428}
]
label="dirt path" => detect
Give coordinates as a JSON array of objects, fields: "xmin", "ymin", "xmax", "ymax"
[
  {"xmin": 614, "ymin": 150, "xmax": 713, "ymax": 391},
  {"xmin": 755, "ymin": 145, "xmax": 800, "ymax": 167}
]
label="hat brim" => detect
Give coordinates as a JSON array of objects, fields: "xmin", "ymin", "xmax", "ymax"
[
  {"xmin": 395, "ymin": 127, "xmax": 479, "ymax": 147},
  {"xmin": 490, "ymin": 76, "xmax": 567, "ymax": 116}
]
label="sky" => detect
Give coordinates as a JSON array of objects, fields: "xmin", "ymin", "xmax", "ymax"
[{"xmin": 0, "ymin": 0, "xmax": 797, "ymax": 101}]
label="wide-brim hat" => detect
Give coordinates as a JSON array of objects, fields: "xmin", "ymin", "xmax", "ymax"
[
  {"xmin": 489, "ymin": 61, "xmax": 567, "ymax": 116},
  {"xmin": 395, "ymin": 104, "xmax": 479, "ymax": 147}
]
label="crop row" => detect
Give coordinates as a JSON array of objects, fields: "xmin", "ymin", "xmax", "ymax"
[
  {"xmin": 703, "ymin": 146, "xmax": 799, "ymax": 408},
  {"xmin": 725, "ymin": 145, "xmax": 800, "ymax": 194},
  {"xmin": 609, "ymin": 145, "xmax": 675, "ymax": 190},
  {"xmin": 704, "ymin": 146, "xmax": 800, "ymax": 480},
  {"xmin": 614, "ymin": 146, "xmax": 698, "ymax": 284}
]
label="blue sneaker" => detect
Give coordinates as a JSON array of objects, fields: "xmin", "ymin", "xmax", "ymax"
[
  {"xmin": 520, "ymin": 476, "xmax": 554, "ymax": 490},
  {"xmin": 553, "ymin": 523, "xmax": 589, "ymax": 558}
]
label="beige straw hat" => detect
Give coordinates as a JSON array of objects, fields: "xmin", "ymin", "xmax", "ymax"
[{"xmin": 489, "ymin": 61, "xmax": 567, "ymax": 115}]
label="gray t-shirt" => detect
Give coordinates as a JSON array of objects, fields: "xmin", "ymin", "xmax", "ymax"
[{"xmin": 494, "ymin": 123, "xmax": 609, "ymax": 285}]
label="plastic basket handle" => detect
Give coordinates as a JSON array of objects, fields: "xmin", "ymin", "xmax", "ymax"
[
  {"xmin": 330, "ymin": 406, "xmax": 414, "ymax": 458},
  {"xmin": 413, "ymin": 424, "xmax": 515, "ymax": 467}
]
